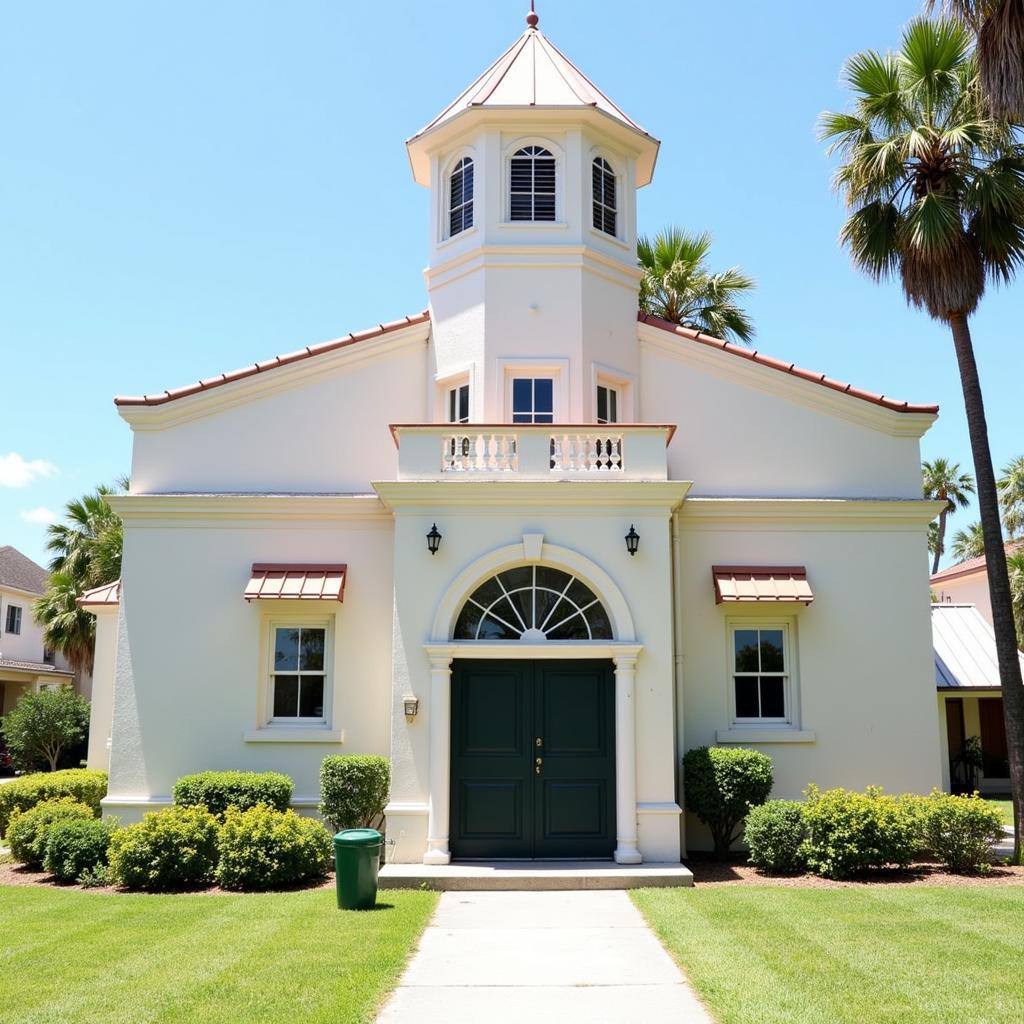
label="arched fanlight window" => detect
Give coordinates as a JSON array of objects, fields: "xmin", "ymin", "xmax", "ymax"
[
  {"xmin": 454, "ymin": 565, "xmax": 613, "ymax": 641},
  {"xmin": 449, "ymin": 157, "xmax": 474, "ymax": 236},
  {"xmin": 510, "ymin": 146, "xmax": 556, "ymax": 222},
  {"xmin": 592, "ymin": 157, "xmax": 617, "ymax": 236}
]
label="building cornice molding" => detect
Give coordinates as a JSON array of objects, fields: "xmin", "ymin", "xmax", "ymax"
[
  {"xmin": 638, "ymin": 322, "xmax": 937, "ymax": 438},
  {"xmin": 678, "ymin": 497, "xmax": 945, "ymax": 529},
  {"xmin": 107, "ymin": 493, "xmax": 390, "ymax": 523},
  {"xmin": 374, "ymin": 480, "xmax": 691, "ymax": 510},
  {"xmin": 117, "ymin": 319, "xmax": 431, "ymax": 431}
]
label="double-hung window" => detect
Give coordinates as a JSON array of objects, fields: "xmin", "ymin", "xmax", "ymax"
[
  {"xmin": 510, "ymin": 146, "xmax": 556, "ymax": 221},
  {"xmin": 4, "ymin": 605, "xmax": 22, "ymax": 635},
  {"xmin": 512, "ymin": 377, "xmax": 554, "ymax": 423},
  {"xmin": 270, "ymin": 625, "xmax": 327, "ymax": 723},
  {"xmin": 731, "ymin": 625, "xmax": 789, "ymax": 723}
]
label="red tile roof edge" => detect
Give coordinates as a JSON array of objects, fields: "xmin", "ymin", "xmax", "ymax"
[
  {"xmin": 930, "ymin": 540, "xmax": 1024, "ymax": 583},
  {"xmin": 638, "ymin": 314, "xmax": 939, "ymax": 416},
  {"xmin": 114, "ymin": 312, "xmax": 431, "ymax": 408}
]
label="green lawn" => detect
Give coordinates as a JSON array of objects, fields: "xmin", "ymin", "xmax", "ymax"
[
  {"xmin": 0, "ymin": 885, "xmax": 437, "ymax": 1024},
  {"xmin": 633, "ymin": 886, "xmax": 1024, "ymax": 1024}
]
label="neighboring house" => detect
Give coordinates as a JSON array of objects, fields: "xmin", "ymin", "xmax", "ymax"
[
  {"xmin": 85, "ymin": 16, "xmax": 944, "ymax": 862},
  {"xmin": 933, "ymin": 603, "xmax": 1019, "ymax": 794},
  {"xmin": 930, "ymin": 540, "xmax": 1024, "ymax": 626},
  {"xmin": 0, "ymin": 545, "xmax": 76, "ymax": 715}
]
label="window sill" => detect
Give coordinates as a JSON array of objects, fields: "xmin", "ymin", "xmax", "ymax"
[
  {"xmin": 716, "ymin": 728, "xmax": 816, "ymax": 744},
  {"xmin": 499, "ymin": 221, "xmax": 570, "ymax": 230},
  {"xmin": 243, "ymin": 728, "xmax": 343, "ymax": 744},
  {"xmin": 437, "ymin": 224, "xmax": 479, "ymax": 250}
]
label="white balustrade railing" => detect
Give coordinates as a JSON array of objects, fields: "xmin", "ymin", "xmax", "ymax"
[
  {"xmin": 441, "ymin": 432, "xmax": 518, "ymax": 472},
  {"xmin": 550, "ymin": 433, "xmax": 624, "ymax": 472}
]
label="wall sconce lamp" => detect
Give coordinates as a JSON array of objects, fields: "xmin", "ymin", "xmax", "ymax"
[
  {"xmin": 624, "ymin": 524, "xmax": 640, "ymax": 557},
  {"xmin": 426, "ymin": 523, "xmax": 442, "ymax": 556},
  {"xmin": 403, "ymin": 694, "xmax": 420, "ymax": 718}
]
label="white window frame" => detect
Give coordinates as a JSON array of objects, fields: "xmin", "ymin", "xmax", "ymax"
[
  {"xmin": 265, "ymin": 617, "xmax": 333, "ymax": 728},
  {"xmin": 591, "ymin": 156, "xmax": 618, "ymax": 238},
  {"xmin": 501, "ymin": 137, "xmax": 566, "ymax": 227},
  {"xmin": 5, "ymin": 604, "xmax": 22, "ymax": 635},
  {"xmin": 591, "ymin": 363, "xmax": 635, "ymax": 423},
  {"xmin": 595, "ymin": 382, "xmax": 620, "ymax": 425},
  {"xmin": 728, "ymin": 621, "xmax": 793, "ymax": 726},
  {"xmin": 435, "ymin": 364, "xmax": 474, "ymax": 423},
  {"xmin": 447, "ymin": 381, "xmax": 470, "ymax": 424},
  {"xmin": 497, "ymin": 358, "xmax": 570, "ymax": 423},
  {"xmin": 446, "ymin": 156, "xmax": 475, "ymax": 240}
]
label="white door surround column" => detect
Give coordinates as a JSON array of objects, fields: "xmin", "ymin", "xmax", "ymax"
[
  {"xmin": 424, "ymin": 649, "xmax": 454, "ymax": 865},
  {"xmin": 612, "ymin": 651, "xmax": 642, "ymax": 864}
]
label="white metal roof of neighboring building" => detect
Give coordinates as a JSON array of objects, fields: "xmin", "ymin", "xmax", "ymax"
[{"xmin": 932, "ymin": 603, "xmax": 1024, "ymax": 690}]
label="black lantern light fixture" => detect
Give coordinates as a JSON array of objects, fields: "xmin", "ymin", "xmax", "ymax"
[
  {"xmin": 624, "ymin": 524, "xmax": 640, "ymax": 557},
  {"xmin": 426, "ymin": 523, "xmax": 442, "ymax": 555}
]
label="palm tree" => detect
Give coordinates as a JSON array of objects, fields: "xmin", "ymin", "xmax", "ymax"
[
  {"xmin": 820, "ymin": 16, "xmax": 1024, "ymax": 859},
  {"xmin": 998, "ymin": 454, "xmax": 1024, "ymax": 536},
  {"xmin": 951, "ymin": 519, "xmax": 987, "ymax": 559},
  {"xmin": 638, "ymin": 228, "xmax": 756, "ymax": 343},
  {"xmin": 929, "ymin": 1, "xmax": 1024, "ymax": 119},
  {"xmin": 33, "ymin": 484, "xmax": 124, "ymax": 675},
  {"xmin": 923, "ymin": 458, "xmax": 976, "ymax": 572}
]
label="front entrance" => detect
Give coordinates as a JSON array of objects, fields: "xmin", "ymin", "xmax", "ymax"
[{"xmin": 450, "ymin": 659, "xmax": 616, "ymax": 859}]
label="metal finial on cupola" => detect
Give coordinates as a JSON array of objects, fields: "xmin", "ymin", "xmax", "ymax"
[{"xmin": 526, "ymin": 1, "xmax": 539, "ymax": 29}]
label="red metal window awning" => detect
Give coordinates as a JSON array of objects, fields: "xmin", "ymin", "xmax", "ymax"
[
  {"xmin": 712, "ymin": 566, "xmax": 813, "ymax": 605},
  {"xmin": 244, "ymin": 564, "xmax": 347, "ymax": 603}
]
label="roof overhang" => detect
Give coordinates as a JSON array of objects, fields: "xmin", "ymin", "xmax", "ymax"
[{"xmin": 406, "ymin": 106, "xmax": 660, "ymax": 188}]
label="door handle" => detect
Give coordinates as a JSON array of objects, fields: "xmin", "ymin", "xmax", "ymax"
[{"xmin": 535, "ymin": 756, "xmax": 543, "ymax": 775}]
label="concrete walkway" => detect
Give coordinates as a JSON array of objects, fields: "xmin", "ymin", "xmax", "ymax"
[{"xmin": 376, "ymin": 890, "xmax": 713, "ymax": 1023}]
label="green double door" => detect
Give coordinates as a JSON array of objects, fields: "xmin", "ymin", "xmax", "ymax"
[{"xmin": 450, "ymin": 660, "xmax": 616, "ymax": 859}]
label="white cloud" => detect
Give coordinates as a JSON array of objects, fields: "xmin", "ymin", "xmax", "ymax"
[
  {"xmin": 0, "ymin": 452, "xmax": 58, "ymax": 488},
  {"xmin": 20, "ymin": 506, "xmax": 59, "ymax": 525}
]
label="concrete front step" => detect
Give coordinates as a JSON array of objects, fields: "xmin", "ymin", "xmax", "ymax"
[{"xmin": 378, "ymin": 860, "xmax": 694, "ymax": 891}]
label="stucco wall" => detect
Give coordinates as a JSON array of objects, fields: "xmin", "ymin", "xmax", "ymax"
[
  {"xmin": 677, "ymin": 507, "xmax": 940, "ymax": 849},
  {"xmin": 933, "ymin": 574, "xmax": 992, "ymax": 624},
  {"xmin": 104, "ymin": 505, "xmax": 395, "ymax": 817},
  {"xmin": 0, "ymin": 586, "xmax": 48, "ymax": 663}
]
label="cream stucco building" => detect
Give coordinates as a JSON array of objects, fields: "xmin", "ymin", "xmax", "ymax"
[{"xmin": 85, "ymin": 16, "xmax": 946, "ymax": 863}]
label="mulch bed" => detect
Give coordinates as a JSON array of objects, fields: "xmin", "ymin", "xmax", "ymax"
[{"xmin": 685, "ymin": 854, "xmax": 1024, "ymax": 888}]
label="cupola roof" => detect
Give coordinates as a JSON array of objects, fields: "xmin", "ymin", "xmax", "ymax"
[{"xmin": 407, "ymin": 12, "xmax": 659, "ymax": 187}]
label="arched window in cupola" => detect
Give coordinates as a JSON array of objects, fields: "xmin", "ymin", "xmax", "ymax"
[
  {"xmin": 449, "ymin": 157, "xmax": 474, "ymax": 237},
  {"xmin": 510, "ymin": 146, "xmax": 556, "ymax": 221},
  {"xmin": 592, "ymin": 157, "xmax": 617, "ymax": 236}
]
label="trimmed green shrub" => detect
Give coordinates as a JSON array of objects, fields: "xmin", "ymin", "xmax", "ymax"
[
  {"xmin": 800, "ymin": 785, "xmax": 919, "ymax": 879},
  {"xmin": 172, "ymin": 771, "xmax": 293, "ymax": 818},
  {"xmin": 320, "ymin": 756, "xmax": 390, "ymax": 832},
  {"xmin": 43, "ymin": 817, "xmax": 118, "ymax": 883},
  {"xmin": 683, "ymin": 746, "xmax": 774, "ymax": 858},
  {"xmin": 922, "ymin": 792, "xmax": 1004, "ymax": 873},
  {"xmin": 109, "ymin": 806, "xmax": 219, "ymax": 891},
  {"xmin": 0, "ymin": 769, "xmax": 107, "ymax": 837},
  {"xmin": 744, "ymin": 800, "xmax": 807, "ymax": 874},
  {"xmin": 7, "ymin": 799, "xmax": 95, "ymax": 868},
  {"xmin": 216, "ymin": 803, "xmax": 333, "ymax": 891}
]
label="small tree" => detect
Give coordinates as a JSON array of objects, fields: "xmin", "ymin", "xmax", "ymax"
[
  {"xmin": 683, "ymin": 746, "xmax": 774, "ymax": 859},
  {"xmin": 1, "ymin": 687, "xmax": 90, "ymax": 772}
]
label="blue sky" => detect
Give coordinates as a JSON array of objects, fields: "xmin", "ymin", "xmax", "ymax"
[{"xmin": 2, "ymin": 1, "xmax": 1019, "ymax": 569}]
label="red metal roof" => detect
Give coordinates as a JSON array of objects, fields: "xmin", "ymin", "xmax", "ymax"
[
  {"xmin": 713, "ymin": 566, "xmax": 814, "ymax": 605},
  {"xmin": 639, "ymin": 314, "xmax": 939, "ymax": 416},
  {"xmin": 244, "ymin": 564, "xmax": 347, "ymax": 603},
  {"xmin": 114, "ymin": 313, "xmax": 430, "ymax": 408}
]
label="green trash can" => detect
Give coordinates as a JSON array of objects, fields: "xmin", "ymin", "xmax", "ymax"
[{"xmin": 333, "ymin": 828, "xmax": 382, "ymax": 910}]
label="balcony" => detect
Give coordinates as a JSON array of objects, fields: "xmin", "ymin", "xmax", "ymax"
[{"xmin": 389, "ymin": 424, "xmax": 675, "ymax": 481}]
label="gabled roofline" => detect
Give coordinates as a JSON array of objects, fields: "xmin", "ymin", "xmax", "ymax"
[
  {"xmin": 638, "ymin": 313, "xmax": 939, "ymax": 416},
  {"xmin": 114, "ymin": 312, "xmax": 431, "ymax": 409}
]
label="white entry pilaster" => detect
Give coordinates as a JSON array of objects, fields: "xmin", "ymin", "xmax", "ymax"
[
  {"xmin": 424, "ymin": 649, "xmax": 454, "ymax": 865},
  {"xmin": 612, "ymin": 652, "xmax": 642, "ymax": 864}
]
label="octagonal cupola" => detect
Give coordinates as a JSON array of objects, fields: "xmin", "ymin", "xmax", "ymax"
[{"xmin": 409, "ymin": 10, "xmax": 660, "ymax": 423}]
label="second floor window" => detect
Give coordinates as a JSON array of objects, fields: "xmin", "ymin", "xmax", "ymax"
[
  {"xmin": 449, "ymin": 157, "xmax": 474, "ymax": 237},
  {"xmin": 5, "ymin": 604, "xmax": 22, "ymax": 635},
  {"xmin": 510, "ymin": 146, "xmax": 556, "ymax": 221},
  {"xmin": 592, "ymin": 158, "xmax": 617, "ymax": 236},
  {"xmin": 512, "ymin": 377, "xmax": 554, "ymax": 423},
  {"xmin": 447, "ymin": 383, "xmax": 470, "ymax": 424},
  {"xmin": 596, "ymin": 384, "xmax": 619, "ymax": 424},
  {"xmin": 43, "ymin": 647, "xmax": 56, "ymax": 665}
]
